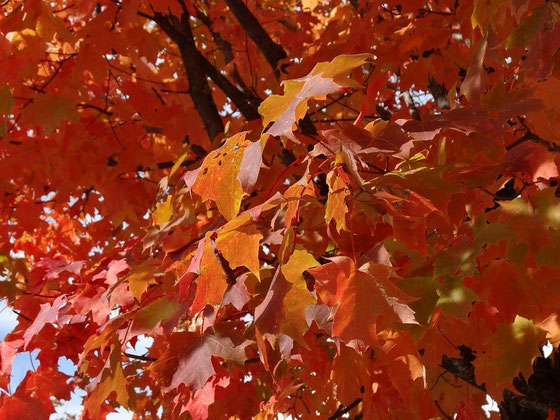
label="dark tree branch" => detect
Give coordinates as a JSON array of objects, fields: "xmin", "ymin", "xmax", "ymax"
[
  {"xmin": 506, "ymin": 117, "xmax": 560, "ymax": 152},
  {"xmin": 12, "ymin": 309, "xmax": 32, "ymax": 322},
  {"xmin": 143, "ymin": 124, "xmax": 163, "ymax": 134},
  {"xmin": 402, "ymin": 90, "xmax": 421, "ymax": 120},
  {"xmin": 440, "ymin": 351, "xmax": 487, "ymax": 393},
  {"xmin": 428, "ymin": 75, "xmax": 450, "ymax": 109},
  {"xmin": 223, "ymin": 0, "xmax": 287, "ymax": 77},
  {"xmin": 140, "ymin": 5, "xmax": 317, "ymax": 139},
  {"xmin": 152, "ymin": 12, "xmax": 224, "ymax": 139},
  {"xmin": 144, "ymin": 8, "xmax": 261, "ymax": 139},
  {"xmin": 434, "ymin": 401, "xmax": 453, "ymax": 420},
  {"xmin": 160, "ymin": 88, "xmax": 189, "ymax": 94},
  {"xmin": 328, "ymin": 398, "xmax": 363, "ymax": 419},
  {"xmin": 194, "ymin": 3, "xmax": 255, "ymax": 97},
  {"xmin": 198, "ymin": 53, "xmax": 261, "ymax": 120},
  {"xmin": 190, "ymin": 0, "xmax": 261, "ymax": 114},
  {"xmin": 500, "ymin": 347, "xmax": 560, "ymax": 419},
  {"xmin": 123, "ymin": 352, "xmax": 157, "ymax": 362},
  {"xmin": 27, "ymin": 53, "xmax": 77, "ymax": 94},
  {"xmin": 154, "ymin": 158, "xmax": 199, "ymax": 170},
  {"xmin": 76, "ymin": 103, "xmax": 113, "ymax": 115}
]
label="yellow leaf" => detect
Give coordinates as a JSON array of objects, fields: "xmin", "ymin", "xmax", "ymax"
[
  {"xmin": 281, "ymin": 280, "xmax": 315, "ymax": 347},
  {"xmin": 130, "ymin": 296, "xmax": 182, "ymax": 335},
  {"xmin": 34, "ymin": 0, "xmax": 73, "ymax": 41},
  {"xmin": 259, "ymin": 54, "xmax": 372, "ymax": 140},
  {"xmin": 191, "ymin": 215, "xmax": 262, "ymax": 313},
  {"xmin": 192, "ymin": 132, "xmax": 248, "ymax": 220},
  {"xmin": 126, "ymin": 259, "xmax": 161, "ymax": 301},
  {"xmin": 325, "ymin": 170, "xmax": 349, "ymax": 232},
  {"xmin": 485, "ymin": 315, "xmax": 546, "ymax": 384},
  {"xmin": 436, "ymin": 276, "xmax": 480, "ymax": 320},
  {"xmin": 260, "ymin": 80, "xmax": 304, "ymax": 128},
  {"xmin": 471, "ymin": 0, "xmax": 488, "ymax": 29},
  {"xmin": 169, "ymin": 149, "xmax": 190, "ymax": 178},
  {"xmin": 281, "ymin": 247, "xmax": 319, "ymax": 284},
  {"xmin": 217, "ymin": 213, "xmax": 263, "ymax": 279},
  {"xmin": 302, "ymin": 0, "xmax": 318, "ymax": 10},
  {"xmin": 152, "ymin": 196, "xmax": 173, "ymax": 227},
  {"xmin": 321, "ymin": 54, "xmax": 373, "ymax": 84}
]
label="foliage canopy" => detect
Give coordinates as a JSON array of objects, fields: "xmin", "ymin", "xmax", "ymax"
[{"xmin": 1, "ymin": 0, "xmax": 560, "ymax": 418}]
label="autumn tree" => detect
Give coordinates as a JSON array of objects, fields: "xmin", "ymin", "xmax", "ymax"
[{"xmin": 1, "ymin": 0, "xmax": 560, "ymax": 418}]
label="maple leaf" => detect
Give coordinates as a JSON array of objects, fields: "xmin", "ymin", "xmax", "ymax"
[
  {"xmin": 28, "ymin": 258, "xmax": 83, "ymax": 293},
  {"xmin": 0, "ymin": 340, "xmax": 20, "ymax": 391},
  {"xmin": 191, "ymin": 214, "xmax": 262, "ymax": 313},
  {"xmin": 279, "ymin": 248, "xmax": 319, "ymax": 345},
  {"xmin": 152, "ymin": 195, "xmax": 174, "ymax": 227},
  {"xmin": 505, "ymin": 4, "xmax": 550, "ymax": 49},
  {"xmin": 281, "ymin": 280, "xmax": 316, "ymax": 347},
  {"xmin": 281, "ymin": 247, "xmax": 319, "ymax": 284},
  {"xmin": 163, "ymin": 330, "xmax": 250, "ymax": 391},
  {"xmin": 214, "ymin": 213, "xmax": 263, "ymax": 279},
  {"xmin": 331, "ymin": 344, "xmax": 370, "ymax": 405},
  {"xmin": 23, "ymin": 94, "xmax": 76, "ymax": 134},
  {"xmin": 125, "ymin": 260, "xmax": 160, "ymax": 301},
  {"xmin": 259, "ymin": 54, "xmax": 372, "ymax": 140},
  {"xmin": 23, "ymin": 295, "xmax": 68, "ymax": 349},
  {"xmin": 254, "ymin": 269, "xmax": 291, "ymax": 335},
  {"xmin": 191, "ymin": 132, "xmax": 254, "ymax": 220},
  {"xmin": 237, "ymin": 138, "xmax": 263, "ymax": 193},
  {"xmin": 455, "ymin": 398, "xmax": 478, "ymax": 420},
  {"xmin": 328, "ymin": 258, "xmax": 417, "ymax": 346},
  {"xmin": 308, "ymin": 256, "xmax": 354, "ymax": 306},
  {"xmin": 0, "ymin": 391, "xmax": 53, "ymax": 420},
  {"xmin": 325, "ymin": 168, "xmax": 350, "ymax": 232},
  {"xmin": 190, "ymin": 238, "xmax": 230, "ymax": 314},
  {"xmin": 184, "ymin": 376, "xmax": 231, "ymax": 419},
  {"xmin": 83, "ymin": 341, "xmax": 129, "ymax": 420},
  {"xmin": 436, "ymin": 276, "xmax": 480, "ymax": 321},
  {"xmin": 477, "ymin": 315, "xmax": 546, "ymax": 386},
  {"xmin": 130, "ymin": 296, "xmax": 184, "ymax": 337},
  {"xmin": 460, "ymin": 35, "xmax": 487, "ymax": 106}
]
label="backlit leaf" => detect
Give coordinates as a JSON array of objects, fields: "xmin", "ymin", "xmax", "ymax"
[{"xmin": 259, "ymin": 54, "xmax": 372, "ymax": 140}]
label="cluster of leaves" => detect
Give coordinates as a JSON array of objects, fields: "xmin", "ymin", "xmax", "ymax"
[{"xmin": 1, "ymin": 0, "xmax": 560, "ymax": 418}]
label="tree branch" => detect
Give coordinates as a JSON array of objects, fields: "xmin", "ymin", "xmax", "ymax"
[
  {"xmin": 152, "ymin": 12, "xmax": 224, "ymax": 139},
  {"xmin": 328, "ymin": 398, "xmax": 362, "ymax": 419},
  {"xmin": 76, "ymin": 103, "xmax": 113, "ymax": 115},
  {"xmin": 506, "ymin": 117, "xmax": 560, "ymax": 152},
  {"xmin": 147, "ymin": 8, "xmax": 261, "ymax": 139},
  {"xmin": 199, "ymin": 52, "xmax": 261, "ymax": 120},
  {"xmin": 154, "ymin": 159, "xmax": 199, "ymax": 170},
  {"xmin": 194, "ymin": 3, "xmax": 255, "ymax": 97},
  {"xmin": 223, "ymin": 0, "xmax": 287, "ymax": 77},
  {"xmin": 123, "ymin": 352, "xmax": 157, "ymax": 362},
  {"xmin": 12, "ymin": 309, "xmax": 32, "ymax": 322},
  {"xmin": 440, "ymin": 355, "xmax": 486, "ymax": 393},
  {"xmin": 428, "ymin": 75, "xmax": 450, "ymax": 110}
]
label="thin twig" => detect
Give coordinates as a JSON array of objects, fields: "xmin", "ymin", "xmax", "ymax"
[
  {"xmin": 123, "ymin": 352, "xmax": 157, "ymax": 362},
  {"xmin": 328, "ymin": 398, "xmax": 362, "ymax": 419}
]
